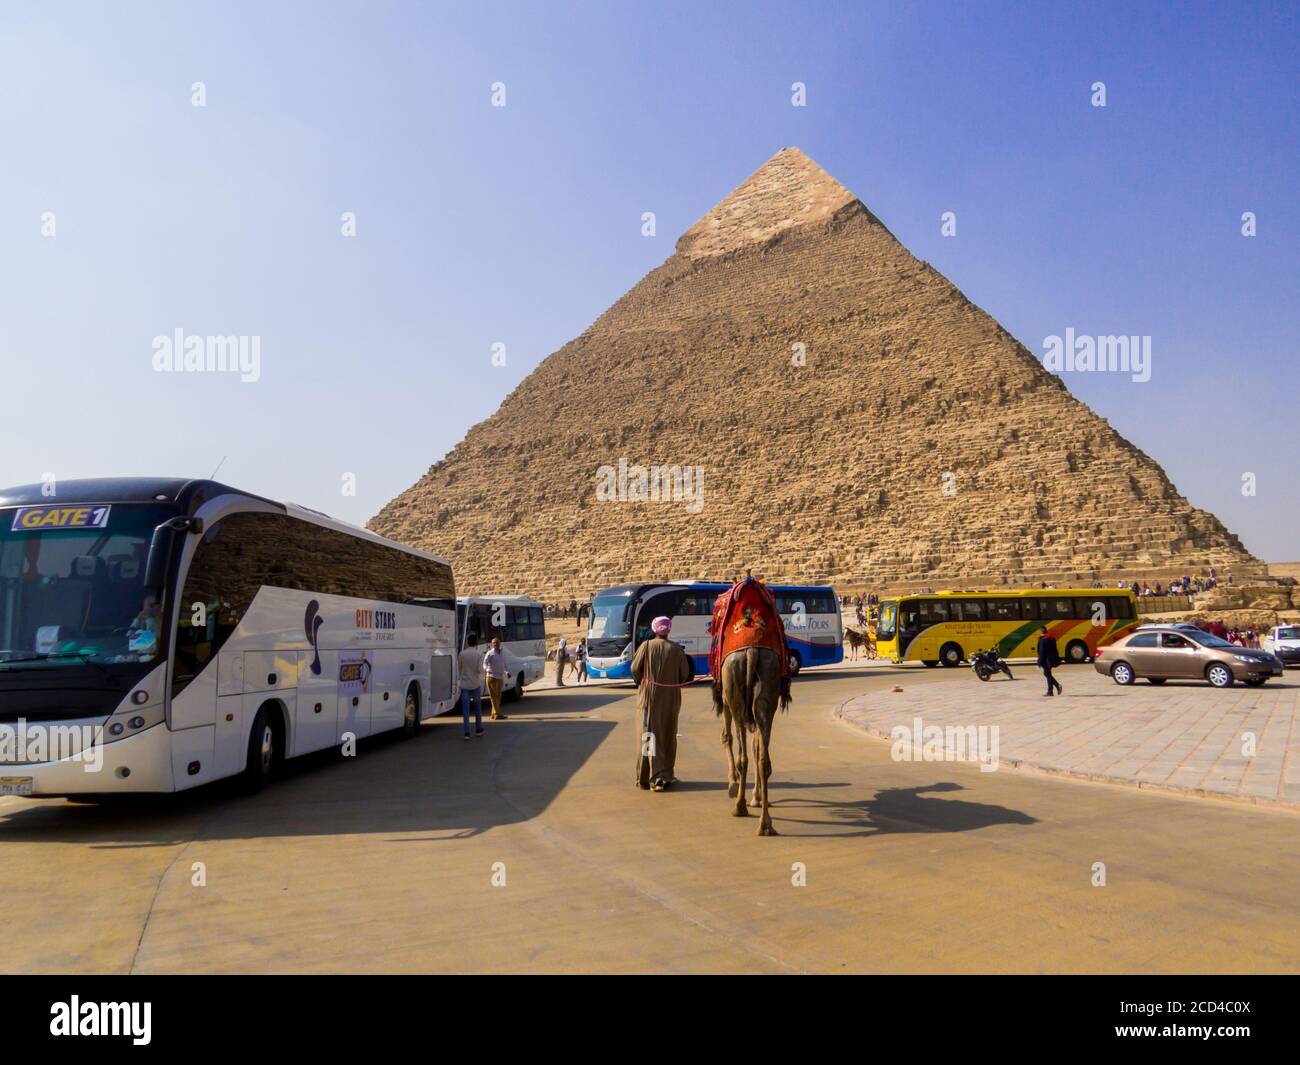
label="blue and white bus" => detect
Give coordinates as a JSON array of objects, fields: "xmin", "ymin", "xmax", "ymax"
[{"xmin": 584, "ymin": 580, "xmax": 842, "ymax": 681}]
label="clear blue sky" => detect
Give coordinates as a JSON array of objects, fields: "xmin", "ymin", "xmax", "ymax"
[{"xmin": 2, "ymin": 0, "xmax": 1296, "ymax": 560}]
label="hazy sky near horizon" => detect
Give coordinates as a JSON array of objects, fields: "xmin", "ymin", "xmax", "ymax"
[{"xmin": 2, "ymin": 0, "xmax": 1296, "ymax": 562}]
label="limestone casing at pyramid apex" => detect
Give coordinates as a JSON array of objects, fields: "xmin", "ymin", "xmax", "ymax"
[{"xmin": 675, "ymin": 146, "xmax": 870, "ymax": 261}]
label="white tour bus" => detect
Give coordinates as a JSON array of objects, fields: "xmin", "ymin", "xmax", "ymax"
[
  {"xmin": 455, "ymin": 594, "xmax": 546, "ymax": 700},
  {"xmin": 0, "ymin": 478, "xmax": 458, "ymax": 797}
]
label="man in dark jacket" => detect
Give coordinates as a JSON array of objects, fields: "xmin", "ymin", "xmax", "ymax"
[{"xmin": 1036, "ymin": 626, "xmax": 1062, "ymax": 696}]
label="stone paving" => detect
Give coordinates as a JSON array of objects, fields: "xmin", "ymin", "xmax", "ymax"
[{"xmin": 835, "ymin": 665, "xmax": 1300, "ymax": 807}]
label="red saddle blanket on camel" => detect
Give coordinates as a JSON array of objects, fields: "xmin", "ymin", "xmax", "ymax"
[{"xmin": 708, "ymin": 578, "xmax": 791, "ymax": 685}]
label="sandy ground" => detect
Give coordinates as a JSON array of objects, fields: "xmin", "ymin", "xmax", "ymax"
[{"xmin": 2, "ymin": 662, "xmax": 1297, "ymax": 974}]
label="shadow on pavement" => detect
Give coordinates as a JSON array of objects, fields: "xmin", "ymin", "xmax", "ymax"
[
  {"xmin": 769, "ymin": 781, "xmax": 1039, "ymax": 838},
  {"xmin": 0, "ymin": 712, "xmax": 615, "ymax": 846}
]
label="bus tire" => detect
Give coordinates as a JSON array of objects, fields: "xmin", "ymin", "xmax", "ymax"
[
  {"xmin": 401, "ymin": 685, "xmax": 421, "ymax": 738},
  {"xmin": 922, "ymin": 660, "xmax": 939, "ymax": 668},
  {"xmin": 236, "ymin": 706, "xmax": 276, "ymax": 796},
  {"xmin": 788, "ymin": 650, "xmax": 802, "ymax": 677},
  {"xmin": 1064, "ymin": 639, "xmax": 1091, "ymax": 665},
  {"xmin": 505, "ymin": 677, "xmax": 524, "ymax": 702},
  {"xmin": 939, "ymin": 643, "xmax": 964, "ymax": 668}
]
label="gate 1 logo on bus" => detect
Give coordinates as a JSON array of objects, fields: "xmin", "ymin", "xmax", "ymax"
[
  {"xmin": 305, "ymin": 600, "xmax": 324, "ymax": 676},
  {"xmin": 339, "ymin": 650, "xmax": 372, "ymax": 694}
]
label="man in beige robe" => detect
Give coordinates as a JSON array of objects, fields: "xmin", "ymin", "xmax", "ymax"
[{"xmin": 631, "ymin": 615, "xmax": 693, "ymax": 791}]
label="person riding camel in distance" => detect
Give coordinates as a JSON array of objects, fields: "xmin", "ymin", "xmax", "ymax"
[{"xmin": 631, "ymin": 615, "xmax": 693, "ymax": 792}]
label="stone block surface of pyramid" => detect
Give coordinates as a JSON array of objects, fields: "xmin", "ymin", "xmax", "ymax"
[{"xmin": 370, "ymin": 148, "xmax": 1263, "ymax": 599}]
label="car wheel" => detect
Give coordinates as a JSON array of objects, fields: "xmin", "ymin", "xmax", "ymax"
[
  {"xmin": 939, "ymin": 643, "xmax": 964, "ymax": 668},
  {"xmin": 1205, "ymin": 663, "xmax": 1234, "ymax": 688},
  {"xmin": 1064, "ymin": 639, "xmax": 1091, "ymax": 665},
  {"xmin": 1110, "ymin": 662, "xmax": 1135, "ymax": 686},
  {"xmin": 1243, "ymin": 677, "xmax": 1267, "ymax": 688},
  {"xmin": 1147, "ymin": 678, "xmax": 1167, "ymax": 685}
]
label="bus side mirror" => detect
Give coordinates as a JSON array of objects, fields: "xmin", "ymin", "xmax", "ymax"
[{"xmin": 143, "ymin": 516, "xmax": 201, "ymax": 591}]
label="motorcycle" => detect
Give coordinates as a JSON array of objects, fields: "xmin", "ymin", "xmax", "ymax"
[{"xmin": 971, "ymin": 647, "xmax": 1014, "ymax": 682}]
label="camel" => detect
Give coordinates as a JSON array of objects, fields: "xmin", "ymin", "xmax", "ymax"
[{"xmin": 715, "ymin": 645, "xmax": 790, "ymax": 836}]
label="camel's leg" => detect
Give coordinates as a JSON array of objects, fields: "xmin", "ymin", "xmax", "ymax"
[
  {"xmin": 721, "ymin": 708, "xmax": 738, "ymax": 798},
  {"xmin": 733, "ymin": 724, "xmax": 749, "ymax": 817},
  {"xmin": 756, "ymin": 719, "xmax": 776, "ymax": 836},
  {"xmin": 723, "ymin": 655, "xmax": 749, "ymax": 816}
]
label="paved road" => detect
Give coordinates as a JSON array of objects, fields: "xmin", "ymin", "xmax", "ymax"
[{"xmin": 2, "ymin": 664, "xmax": 1297, "ymax": 973}]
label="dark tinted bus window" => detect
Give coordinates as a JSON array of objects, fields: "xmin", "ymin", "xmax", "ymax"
[
  {"xmin": 1041, "ymin": 598, "xmax": 1074, "ymax": 621},
  {"xmin": 987, "ymin": 599, "xmax": 1020, "ymax": 622},
  {"xmin": 919, "ymin": 600, "xmax": 950, "ymax": 623},
  {"xmin": 679, "ymin": 593, "xmax": 714, "ymax": 616},
  {"xmin": 1070, "ymin": 597, "xmax": 1095, "ymax": 620},
  {"xmin": 1110, "ymin": 596, "xmax": 1135, "ymax": 620},
  {"xmin": 174, "ymin": 510, "xmax": 453, "ymax": 695},
  {"xmin": 1020, "ymin": 598, "xmax": 1041, "ymax": 621},
  {"xmin": 955, "ymin": 599, "xmax": 984, "ymax": 621}
]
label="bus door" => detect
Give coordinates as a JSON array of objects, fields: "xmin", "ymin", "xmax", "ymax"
[
  {"xmin": 295, "ymin": 649, "xmax": 339, "ymax": 756},
  {"xmin": 635, "ymin": 587, "xmax": 697, "ymax": 657}
]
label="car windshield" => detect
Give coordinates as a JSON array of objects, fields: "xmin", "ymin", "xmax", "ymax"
[
  {"xmin": 0, "ymin": 503, "xmax": 176, "ymax": 668},
  {"xmin": 1189, "ymin": 632, "xmax": 1234, "ymax": 649}
]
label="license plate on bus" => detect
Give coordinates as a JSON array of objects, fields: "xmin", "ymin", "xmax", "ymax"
[{"xmin": 0, "ymin": 777, "xmax": 34, "ymax": 796}]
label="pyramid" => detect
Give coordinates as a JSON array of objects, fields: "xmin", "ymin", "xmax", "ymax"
[{"xmin": 371, "ymin": 148, "xmax": 1263, "ymax": 600}]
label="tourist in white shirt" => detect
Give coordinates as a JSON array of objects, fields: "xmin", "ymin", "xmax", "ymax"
[{"xmin": 457, "ymin": 634, "xmax": 486, "ymax": 739}]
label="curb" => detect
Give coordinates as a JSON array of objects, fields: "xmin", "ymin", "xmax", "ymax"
[{"xmin": 832, "ymin": 698, "xmax": 1300, "ymax": 814}]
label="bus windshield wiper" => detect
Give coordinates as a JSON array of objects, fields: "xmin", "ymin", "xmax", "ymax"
[{"xmin": 0, "ymin": 652, "xmax": 115, "ymax": 677}]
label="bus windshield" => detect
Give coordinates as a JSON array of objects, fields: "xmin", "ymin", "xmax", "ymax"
[
  {"xmin": 0, "ymin": 504, "xmax": 176, "ymax": 669},
  {"xmin": 877, "ymin": 601, "xmax": 897, "ymax": 640},
  {"xmin": 588, "ymin": 590, "xmax": 635, "ymax": 645}
]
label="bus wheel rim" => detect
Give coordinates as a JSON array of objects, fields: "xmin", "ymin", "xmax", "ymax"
[{"xmin": 260, "ymin": 726, "xmax": 274, "ymax": 772}]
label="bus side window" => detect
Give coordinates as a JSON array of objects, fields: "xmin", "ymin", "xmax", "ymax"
[
  {"xmin": 1021, "ymin": 598, "xmax": 1041, "ymax": 621},
  {"xmin": 1042, "ymin": 598, "xmax": 1072, "ymax": 621}
]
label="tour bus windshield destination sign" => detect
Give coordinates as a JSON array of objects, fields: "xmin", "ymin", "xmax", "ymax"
[{"xmin": 9, "ymin": 505, "xmax": 112, "ymax": 531}]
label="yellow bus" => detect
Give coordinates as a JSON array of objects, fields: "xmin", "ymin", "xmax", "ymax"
[{"xmin": 874, "ymin": 588, "xmax": 1140, "ymax": 668}]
